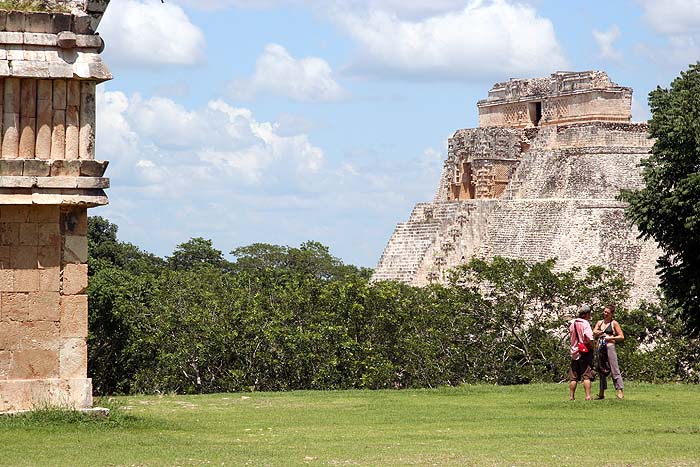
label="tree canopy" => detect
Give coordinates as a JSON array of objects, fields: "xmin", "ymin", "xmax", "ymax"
[{"xmin": 620, "ymin": 63, "xmax": 700, "ymax": 334}]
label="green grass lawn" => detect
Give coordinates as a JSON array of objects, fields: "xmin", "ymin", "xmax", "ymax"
[{"xmin": 1, "ymin": 383, "xmax": 699, "ymax": 466}]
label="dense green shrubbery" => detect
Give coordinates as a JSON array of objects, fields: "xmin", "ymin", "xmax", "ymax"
[{"xmin": 87, "ymin": 217, "xmax": 700, "ymax": 395}]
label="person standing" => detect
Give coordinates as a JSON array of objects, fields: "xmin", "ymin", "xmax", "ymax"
[
  {"xmin": 593, "ymin": 304, "xmax": 625, "ymax": 399},
  {"xmin": 569, "ymin": 305, "xmax": 595, "ymax": 400}
]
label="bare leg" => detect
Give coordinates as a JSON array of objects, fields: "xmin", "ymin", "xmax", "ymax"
[
  {"xmin": 569, "ymin": 381, "xmax": 577, "ymax": 400},
  {"xmin": 583, "ymin": 379, "xmax": 592, "ymax": 400},
  {"xmin": 617, "ymin": 389, "xmax": 624, "ymax": 399}
]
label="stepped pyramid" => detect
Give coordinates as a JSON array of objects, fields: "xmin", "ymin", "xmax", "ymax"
[{"xmin": 373, "ymin": 71, "xmax": 659, "ymax": 304}]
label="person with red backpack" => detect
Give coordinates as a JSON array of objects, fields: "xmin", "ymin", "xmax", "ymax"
[{"xmin": 569, "ymin": 305, "xmax": 594, "ymax": 400}]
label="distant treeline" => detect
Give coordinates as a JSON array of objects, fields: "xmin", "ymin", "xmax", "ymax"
[{"xmin": 87, "ymin": 217, "xmax": 700, "ymax": 395}]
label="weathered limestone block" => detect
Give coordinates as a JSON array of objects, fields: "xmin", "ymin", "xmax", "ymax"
[
  {"xmin": 29, "ymin": 291, "xmax": 61, "ymax": 321},
  {"xmin": 19, "ymin": 221, "xmax": 38, "ymax": 245},
  {"xmin": 56, "ymin": 31, "xmax": 77, "ymax": 49},
  {"xmin": 30, "ymin": 205, "xmax": 60, "ymax": 223},
  {"xmin": 19, "ymin": 320, "xmax": 60, "ymax": 350},
  {"xmin": 0, "ymin": 377, "xmax": 93, "ymax": 412},
  {"xmin": 59, "ymin": 294, "xmax": 87, "ymax": 338},
  {"xmin": 50, "ymin": 159, "xmax": 81, "ymax": 176},
  {"xmin": 79, "ymin": 160, "xmax": 107, "ymax": 176},
  {"xmin": 0, "ymin": 270, "xmax": 14, "ymax": 292},
  {"xmin": 59, "ymin": 337, "xmax": 87, "ymax": 379},
  {"xmin": 61, "ymin": 263, "xmax": 87, "ymax": 295},
  {"xmin": 39, "ymin": 267, "xmax": 60, "ymax": 293},
  {"xmin": 2, "ymin": 292, "xmax": 32, "ymax": 321},
  {"xmin": 0, "ymin": 160, "xmax": 23, "ymax": 176},
  {"xmin": 23, "ymin": 160, "xmax": 51, "ymax": 176},
  {"xmin": 9, "ymin": 349, "xmax": 59, "ymax": 379},
  {"xmin": 0, "ymin": 321, "xmax": 21, "ymax": 349},
  {"xmin": 13, "ymin": 270, "xmax": 39, "ymax": 292},
  {"xmin": 38, "ymin": 243, "xmax": 61, "ymax": 268},
  {"xmin": 23, "ymin": 32, "xmax": 58, "ymax": 46},
  {"xmin": 63, "ymin": 235, "xmax": 86, "ymax": 263}
]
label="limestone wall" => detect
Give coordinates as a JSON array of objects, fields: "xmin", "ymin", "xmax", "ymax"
[
  {"xmin": 531, "ymin": 123, "xmax": 651, "ymax": 150},
  {"xmin": 0, "ymin": 205, "xmax": 90, "ymax": 411},
  {"xmin": 478, "ymin": 199, "xmax": 658, "ymax": 304},
  {"xmin": 0, "ymin": 2, "xmax": 110, "ymax": 412}
]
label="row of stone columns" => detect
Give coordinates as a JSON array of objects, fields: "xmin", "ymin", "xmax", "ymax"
[{"xmin": 0, "ymin": 78, "xmax": 95, "ymax": 161}]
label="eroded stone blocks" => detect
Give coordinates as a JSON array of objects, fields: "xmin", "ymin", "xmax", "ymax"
[{"xmin": 0, "ymin": 205, "xmax": 92, "ymax": 411}]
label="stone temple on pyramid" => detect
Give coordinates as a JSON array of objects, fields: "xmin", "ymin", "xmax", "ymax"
[{"xmin": 372, "ymin": 71, "xmax": 659, "ymax": 304}]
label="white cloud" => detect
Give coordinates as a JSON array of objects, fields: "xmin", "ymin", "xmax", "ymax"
[
  {"xmin": 229, "ymin": 44, "xmax": 346, "ymax": 102},
  {"xmin": 97, "ymin": 89, "xmax": 324, "ymax": 191},
  {"xmin": 636, "ymin": 0, "xmax": 700, "ymax": 69},
  {"xmin": 170, "ymin": 0, "xmax": 566, "ymax": 81},
  {"xmin": 333, "ymin": 0, "xmax": 568, "ymax": 80},
  {"xmin": 99, "ymin": 0, "xmax": 205, "ymax": 67},
  {"xmin": 593, "ymin": 25, "xmax": 622, "ymax": 61},
  {"xmin": 639, "ymin": 0, "xmax": 700, "ymax": 35},
  {"xmin": 96, "ymin": 87, "xmax": 444, "ymax": 266}
]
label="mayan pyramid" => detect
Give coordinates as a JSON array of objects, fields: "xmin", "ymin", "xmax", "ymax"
[{"xmin": 373, "ymin": 71, "xmax": 659, "ymax": 304}]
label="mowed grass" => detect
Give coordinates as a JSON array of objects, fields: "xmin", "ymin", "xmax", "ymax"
[{"xmin": 1, "ymin": 383, "xmax": 700, "ymax": 467}]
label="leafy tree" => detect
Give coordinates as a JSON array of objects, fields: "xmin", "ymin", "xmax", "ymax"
[
  {"xmin": 88, "ymin": 267, "xmax": 159, "ymax": 394},
  {"xmin": 620, "ymin": 63, "xmax": 700, "ymax": 334},
  {"xmin": 88, "ymin": 216, "xmax": 164, "ymax": 275},
  {"xmin": 166, "ymin": 237, "xmax": 229, "ymax": 271},
  {"xmin": 231, "ymin": 241, "xmax": 371, "ymax": 281}
]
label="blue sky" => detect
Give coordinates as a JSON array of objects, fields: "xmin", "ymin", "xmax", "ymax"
[{"xmin": 94, "ymin": 0, "xmax": 700, "ymax": 267}]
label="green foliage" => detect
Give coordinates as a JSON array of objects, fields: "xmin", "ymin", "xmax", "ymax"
[
  {"xmin": 166, "ymin": 237, "xmax": 229, "ymax": 271},
  {"xmin": 230, "ymin": 240, "xmax": 372, "ymax": 281},
  {"xmin": 620, "ymin": 63, "xmax": 700, "ymax": 334},
  {"xmin": 88, "ymin": 217, "xmax": 164, "ymax": 276},
  {"xmin": 448, "ymin": 258, "xmax": 631, "ymax": 385},
  {"xmin": 87, "ymin": 217, "xmax": 699, "ymax": 395}
]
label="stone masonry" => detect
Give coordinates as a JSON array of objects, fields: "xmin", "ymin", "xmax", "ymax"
[
  {"xmin": 373, "ymin": 71, "xmax": 659, "ymax": 304},
  {"xmin": 0, "ymin": 0, "xmax": 111, "ymax": 413}
]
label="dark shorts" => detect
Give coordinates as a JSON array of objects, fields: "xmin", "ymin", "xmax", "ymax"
[{"xmin": 569, "ymin": 352, "xmax": 595, "ymax": 382}]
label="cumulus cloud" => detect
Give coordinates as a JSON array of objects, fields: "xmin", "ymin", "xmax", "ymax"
[
  {"xmin": 169, "ymin": 0, "xmax": 566, "ymax": 81},
  {"xmin": 333, "ymin": 0, "xmax": 568, "ymax": 80},
  {"xmin": 96, "ymin": 87, "xmax": 444, "ymax": 266},
  {"xmin": 229, "ymin": 44, "xmax": 347, "ymax": 102},
  {"xmin": 97, "ymin": 89, "xmax": 324, "ymax": 192},
  {"xmin": 593, "ymin": 25, "xmax": 622, "ymax": 61},
  {"xmin": 99, "ymin": 0, "xmax": 205, "ymax": 67}
]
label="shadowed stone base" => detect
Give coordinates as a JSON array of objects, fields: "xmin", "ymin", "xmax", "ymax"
[{"xmin": 0, "ymin": 378, "xmax": 92, "ymax": 412}]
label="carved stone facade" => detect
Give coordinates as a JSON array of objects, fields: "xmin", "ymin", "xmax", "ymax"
[
  {"xmin": 373, "ymin": 71, "xmax": 659, "ymax": 305},
  {"xmin": 478, "ymin": 71, "xmax": 632, "ymax": 128},
  {"xmin": 0, "ymin": 0, "xmax": 111, "ymax": 413}
]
